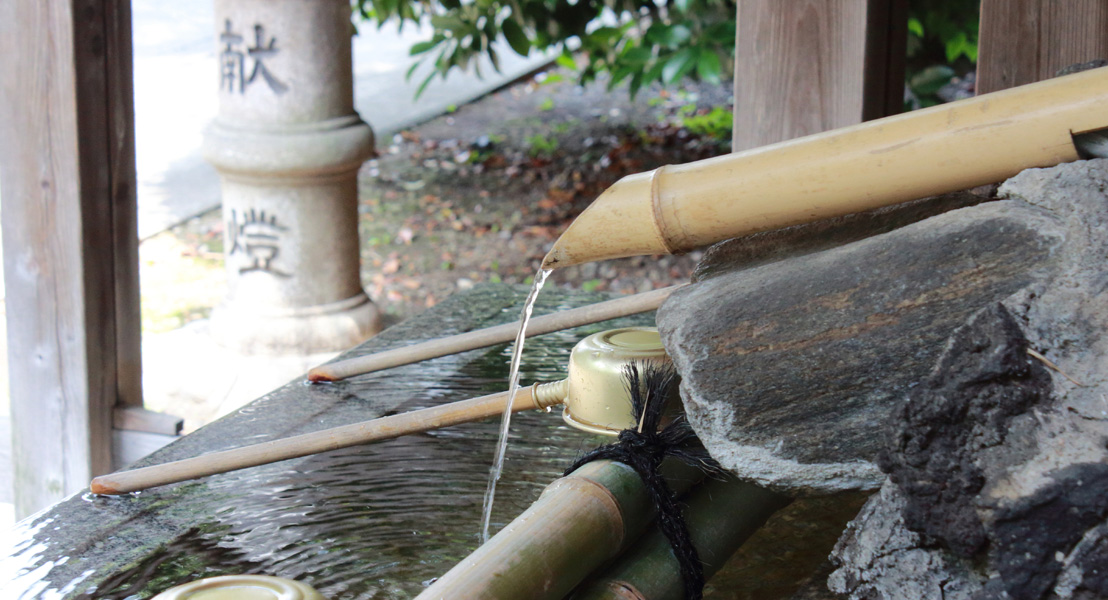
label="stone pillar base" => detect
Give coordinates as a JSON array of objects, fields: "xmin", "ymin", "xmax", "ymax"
[{"xmin": 210, "ymin": 291, "xmax": 381, "ymax": 355}]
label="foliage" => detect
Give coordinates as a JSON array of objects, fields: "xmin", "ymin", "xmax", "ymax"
[
  {"xmin": 525, "ymin": 132, "xmax": 559, "ymax": 156},
  {"xmin": 355, "ymin": 0, "xmax": 978, "ymax": 106},
  {"xmin": 354, "ymin": 0, "xmax": 734, "ymax": 98},
  {"xmin": 676, "ymin": 104, "xmax": 732, "ymax": 142},
  {"xmin": 905, "ymin": 0, "xmax": 979, "ymax": 109}
]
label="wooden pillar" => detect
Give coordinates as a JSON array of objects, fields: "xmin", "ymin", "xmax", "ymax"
[
  {"xmin": 732, "ymin": 0, "xmax": 908, "ymax": 151},
  {"xmin": 978, "ymin": 0, "xmax": 1108, "ymax": 93},
  {"xmin": 0, "ymin": 0, "xmax": 142, "ymax": 516}
]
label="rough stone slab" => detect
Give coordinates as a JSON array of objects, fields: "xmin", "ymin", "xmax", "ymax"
[
  {"xmin": 692, "ymin": 190, "xmax": 993, "ymax": 283},
  {"xmin": 657, "ymin": 198, "xmax": 1062, "ymax": 494},
  {"xmin": 830, "ymin": 159, "xmax": 1108, "ymax": 599},
  {"xmin": 827, "ymin": 481, "xmax": 983, "ymax": 600}
]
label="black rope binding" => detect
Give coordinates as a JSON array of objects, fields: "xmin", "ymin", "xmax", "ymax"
[{"xmin": 563, "ymin": 362, "xmax": 723, "ymax": 600}]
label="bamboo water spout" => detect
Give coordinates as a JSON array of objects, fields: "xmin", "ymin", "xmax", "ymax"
[{"xmin": 543, "ymin": 66, "xmax": 1108, "ymax": 269}]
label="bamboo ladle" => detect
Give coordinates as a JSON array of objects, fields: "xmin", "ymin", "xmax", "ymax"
[
  {"xmin": 307, "ymin": 284, "xmax": 681, "ymax": 382},
  {"xmin": 91, "ymin": 327, "xmax": 669, "ymax": 495}
]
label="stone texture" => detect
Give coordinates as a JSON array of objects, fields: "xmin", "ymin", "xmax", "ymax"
[
  {"xmin": 657, "ymin": 197, "xmax": 1062, "ymax": 494},
  {"xmin": 878, "ymin": 303, "xmax": 1053, "ymax": 559},
  {"xmin": 692, "ymin": 189, "xmax": 993, "ymax": 284},
  {"xmin": 827, "ymin": 481, "xmax": 984, "ymax": 600},
  {"xmin": 204, "ymin": 0, "xmax": 379, "ymax": 354},
  {"xmin": 830, "ymin": 159, "xmax": 1108, "ymax": 599}
]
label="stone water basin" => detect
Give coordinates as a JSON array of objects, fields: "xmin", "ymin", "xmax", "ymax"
[{"xmin": 1, "ymin": 285, "xmax": 855, "ymax": 599}]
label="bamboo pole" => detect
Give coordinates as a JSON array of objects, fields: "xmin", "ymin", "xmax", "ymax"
[
  {"xmin": 571, "ymin": 477, "xmax": 790, "ymax": 600},
  {"xmin": 307, "ymin": 285, "xmax": 683, "ymax": 382},
  {"xmin": 543, "ymin": 66, "xmax": 1108, "ymax": 269},
  {"xmin": 89, "ymin": 380, "xmax": 568, "ymax": 495},
  {"xmin": 416, "ymin": 459, "xmax": 704, "ymax": 600}
]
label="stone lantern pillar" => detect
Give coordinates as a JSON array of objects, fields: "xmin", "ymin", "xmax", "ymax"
[{"xmin": 204, "ymin": 0, "xmax": 380, "ymax": 354}]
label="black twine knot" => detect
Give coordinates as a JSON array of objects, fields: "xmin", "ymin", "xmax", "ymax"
[{"xmin": 564, "ymin": 362, "xmax": 723, "ymax": 600}]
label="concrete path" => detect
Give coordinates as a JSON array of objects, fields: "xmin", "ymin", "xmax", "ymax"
[{"xmin": 134, "ymin": 0, "xmax": 553, "ymax": 238}]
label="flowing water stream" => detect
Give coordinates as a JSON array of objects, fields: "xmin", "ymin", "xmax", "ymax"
[{"xmin": 479, "ymin": 268, "xmax": 551, "ymax": 543}]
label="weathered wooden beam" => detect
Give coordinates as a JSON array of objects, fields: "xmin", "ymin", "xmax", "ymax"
[
  {"xmin": 0, "ymin": 0, "xmax": 141, "ymax": 517},
  {"xmin": 105, "ymin": 0, "xmax": 143, "ymax": 410},
  {"xmin": 113, "ymin": 407, "xmax": 182, "ymax": 436},
  {"xmin": 732, "ymin": 0, "xmax": 907, "ymax": 151},
  {"xmin": 978, "ymin": 0, "xmax": 1108, "ymax": 93}
]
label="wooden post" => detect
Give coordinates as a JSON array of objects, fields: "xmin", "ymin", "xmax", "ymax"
[
  {"xmin": 978, "ymin": 0, "xmax": 1108, "ymax": 94},
  {"xmin": 732, "ymin": 0, "xmax": 907, "ymax": 151},
  {"xmin": 0, "ymin": 0, "xmax": 142, "ymax": 517}
]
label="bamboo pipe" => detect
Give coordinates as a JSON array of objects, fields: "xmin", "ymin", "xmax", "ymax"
[
  {"xmin": 570, "ymin": 477, "xmax": 790, "ymax": 600},
  {"xmin": 542, "ymin": 66, "xmax": 1108, "ymax": 269},
  {"xmin": 416, "ymin": 459, "xmax": 704, "ymax": 600},
  {"xmin": 307, "ymin": 285, "xmax": 682, "ymax": 382},
  {"xmin": 89, "ymin": 380, "xmax": 568, "ymax": 495}
]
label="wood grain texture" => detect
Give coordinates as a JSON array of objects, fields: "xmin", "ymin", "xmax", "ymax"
[
  {"xmin": 732, "ymin": 0, "xmax": 907, "ymax": 151},
  {"xmin": 105, "ymin": 0, "xmax": 143, "ymax": 409},
  {"xmin": 0, "ymin": 0, "xmax": 139, "ymax": 516},
  {"xmin": 978, "ymin": 0, "xmax": 1108, "ymax": 93},
  {"xmin": 113, "ymin": 406, "xmax": 183, "ymax": 436}
]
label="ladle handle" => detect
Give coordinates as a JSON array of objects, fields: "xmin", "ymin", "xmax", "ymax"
[
  {"xmin": 90, "ymin": 380, "xmax": 568, "ymax": 495},
  {"xmin": 307, "ymin": 285, "xmax": 682, "ymax": 382}
]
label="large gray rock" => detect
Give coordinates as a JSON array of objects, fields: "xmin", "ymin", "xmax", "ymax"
[
  {"xmin": 657, "ymin": 196, "xmax": 1062, "ymax": 494},
  {"xmin": 829, "ymin": 159, "xmax": 1108, "ymax": 600}
]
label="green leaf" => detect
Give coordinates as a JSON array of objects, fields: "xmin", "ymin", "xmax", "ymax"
[
  {"xmin": 607, "ymin": 66, "xmax": 634, "ymax": 90},
  {"xmin": 945, "ymin": 31, "xmax": 968, "ymax": 63},
  {"xmin": 430, "ymin": 14, "xmax": 465, "ymax": 31},
  {"xmin": 556, "ymin": 52, "xmax": 577, "ymax": 70},
  {"xmin": 704, "ymin": 21, "xmax": 736, "ymax": 45},
  {"xmin": 907, "ymin": 17, "xmax": 924, "ymax": 38},
  {"xmin": 647, "ymin": 23, "xmax": 692, "ymax": 48},
  {"xmin": 587, "ymin": 26, "xmax": 622, "ymax": 44},
  {"xmin": 643, "ymin": 60, "xmax": 666, "ymax": 85},
  {"xmin": 696, "ymin": 50, "xmax": 721, "ymax": 84},
  {"xmin": 405, "ymin": 60, "xmax": 422, "ymax": 80},
  {"xmin": 673, "ymin": 0, "xmax": 691, "ymax": 13},
  {"xmin": 502, "ymin": 18, "xmax": 531, "ymax": 56},
  {"xmin": 621, "ymin": 46, "xmax": 652, "ymax": 66},
  {"xmin": 415, "ymin": 71, "xmax": 436, "ymax": 99},
  {"xmin": 487, "ymin": 46, "xmax": 501, "ymax": 72},
  {"xmin": 662, "ymin": 48, "xmax": 698, "ymax": 84},
  {"xmin": 628, "ymin": 70, "xmax": 645, "ymax": 99},
  {"xmin": 409, "ymin": 40, "xmax": 438, "ymax": 55}
]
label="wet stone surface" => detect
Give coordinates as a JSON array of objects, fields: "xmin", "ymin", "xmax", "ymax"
[
  {"xmin": 0, "ymin": 285, "xmax": 653, "ymax": 600},
  {"xmin": 657, "ymin": 198, "xmax": 1062, "ymax": 495}
]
